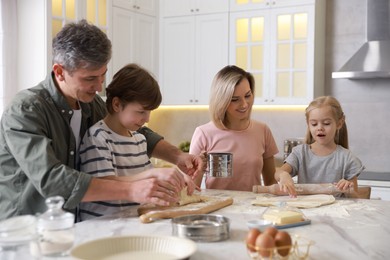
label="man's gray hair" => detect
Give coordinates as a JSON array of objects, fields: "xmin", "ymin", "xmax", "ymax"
[{"xmin": 52, "ymin": 19, "xmax": 112, "ymax": 73}]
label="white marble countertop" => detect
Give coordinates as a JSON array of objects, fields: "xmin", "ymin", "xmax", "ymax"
[{"xmin": 65, "ymin": 189, "xmax": 390, "ymax": 260}]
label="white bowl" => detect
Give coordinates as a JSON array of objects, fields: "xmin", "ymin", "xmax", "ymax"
[
  {"xmin": 0, "ymin": 215, "xmax": 37, "ymax": 244},
  {"xmin": 247, "ymin": 219, "xmax": 273, "ymax": 231},
  {"xmin": 70, "ymin": 235, "xmax": 197, "ymax": 260}
]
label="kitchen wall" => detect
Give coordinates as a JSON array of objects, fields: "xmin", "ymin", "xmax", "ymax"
[{"xmin": 149, "ymin": 0, "xmax": 390, "ymax": 174}]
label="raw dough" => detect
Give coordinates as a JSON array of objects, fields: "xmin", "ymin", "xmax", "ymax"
[
  {"xmin": 251, "ymin": 194, "xmax": 335, "ymax": 208},
  {"xmin": 176, "ymin": 187, "xmax": 203, "ymax": 206}
]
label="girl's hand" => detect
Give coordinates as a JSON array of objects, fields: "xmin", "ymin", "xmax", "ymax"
[
  {"xmin": 277, "ymin": 171, "xmax": 297, "ymax": 198},
  {"xmin": 335, "ymin": 179, "xmax": 354, "ymax": 191}
]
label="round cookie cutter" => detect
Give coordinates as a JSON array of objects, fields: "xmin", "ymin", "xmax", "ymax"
[{"xmin": 172, "ymin": 214, "xmax": 230, "ymax": 242}]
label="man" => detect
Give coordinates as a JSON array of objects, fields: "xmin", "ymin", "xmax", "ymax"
[{"xmin": 0, "ymin": 20, "xmax": 203, "ymax": 220}]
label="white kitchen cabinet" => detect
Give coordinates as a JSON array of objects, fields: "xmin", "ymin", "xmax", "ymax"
[
  {"xmin": 229, "ymin": 0, "xmax": 325, "ymax": 105},
  {"xmin": 162, "ymin": 0, "xmax": 228, "ymax": 17},
  {"xmin": 359, "ymin": 180, "xmax": 390, "ymax": 201},
  {"xmin": 111, "ymin": 4, "xmax": 158, "ymax": 78},
  {"xmin": 160, "ymin": 7, "xmax": 229, "ymax": 105},
  {"xmin": 230, "ymin": 0, "xmax": 315, "ymax": 12},
  {"xmin": 112, "ymin": 0, "xmax": 157, "ymax": 16},
  {"xmin": 371, "ymin": 187, "xmax": 390, "ymax": 201}
]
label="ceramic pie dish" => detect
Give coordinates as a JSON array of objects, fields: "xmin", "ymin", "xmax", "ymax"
[{"xmin": 70, "ymin": 235, "xmax": 196, "ymax": 260}]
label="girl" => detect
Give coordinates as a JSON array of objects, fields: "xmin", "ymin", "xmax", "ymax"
[
  {"xmin": 275, "ymin": 96, "xmax": 365, "ymax": 197},
  {"xmin": 190, "ymin": 65, "xmax": 278, "ymax": 191}
]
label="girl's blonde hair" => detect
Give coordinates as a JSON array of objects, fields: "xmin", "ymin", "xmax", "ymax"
[
  {"xmin": 209, "ymin": 65, "xmax": 255, "ymax": 129},
  {"xmin": 305, "ymin": 96, "xmax": 349, "ymax": 149}
]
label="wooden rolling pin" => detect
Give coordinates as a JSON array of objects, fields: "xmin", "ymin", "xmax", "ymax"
[
  {"xmin": 138, "ymin": 197, "xmax": 233, "ymax": 223},
  {"xmin": 253, "ymin": 183, "xmax": 354, "ymax": 196}
]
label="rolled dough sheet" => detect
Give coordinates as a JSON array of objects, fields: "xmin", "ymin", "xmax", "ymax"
[{"xmin": 251, "ymin": 194, "xmax": 336, "ymax": 208}]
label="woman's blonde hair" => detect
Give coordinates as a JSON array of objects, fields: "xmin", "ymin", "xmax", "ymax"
[
  {"xmin": 209, "ymin": 65, "xmax": 255, "ymax": 129},
  {"xmin": 305, "ymin": 96, "xmax": 348, "ymax": 149}
]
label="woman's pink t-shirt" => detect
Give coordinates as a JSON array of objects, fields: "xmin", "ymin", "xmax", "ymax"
[{"xmin": 190, "ymin": 120, "xmax": 278, "ymax": 191}]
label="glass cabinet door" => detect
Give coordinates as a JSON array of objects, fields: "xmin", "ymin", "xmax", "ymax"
[
  {"xmin": 51, "ymin": 0, "xmax": 109, "ymax": 95},
  {"xmin": 270, "ymin": 6, "xmax": 313, "ymax": 104},
  {"xmin": 230, "ymin": 10, "xmax": 270, "ymax": 103},
  {"xmin": 230, "ymin": 4, "xmax": 314, "ymax": 105},
  {"xmin": 86, "ymin": 0, "xmax": 108, "ymax": 33},
  {"xmin": 51, "ymin": 0, "xmax": 77, "ymax": 37},
  {"xmin": 51, "ymin": 0, "xmax": 108, "ymax": 37}
]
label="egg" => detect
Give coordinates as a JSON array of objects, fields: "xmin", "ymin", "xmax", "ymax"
[
  {"xmin": 255, "ymin": 233, "xmax": 275, "ymax": 257},
  {"xmin": 246, "ymin": 228, "xmax": 261, "ymax": 252},
  {"xmin": 275, "ymin": 231, "xmax": 292, "ymax": 256},
  {"xmin": 263, "ymin": 226, "xmax": 278, "ymax": 238}
]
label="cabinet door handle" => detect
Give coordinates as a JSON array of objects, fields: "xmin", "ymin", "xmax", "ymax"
[
  {"xmin": 190, "ymin": 9, "xmax": 194, "ymax": 12},
  {"xmin": 196, "ymin": 8, "xmax": 199, "ymax": 12}
]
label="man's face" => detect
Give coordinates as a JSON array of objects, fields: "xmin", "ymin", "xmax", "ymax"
[{"xmin": 55, "ymin": 64, "xmax": 108, "ymax": 105}]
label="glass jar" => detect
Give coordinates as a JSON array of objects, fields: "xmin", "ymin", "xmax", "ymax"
[
  {"xmin": 37, "ymin": 196, "xmax": 75, "ymax": 256},
  {"xmin": 0, "ymin": 215, "xmax": 40, "ymax": 260}
]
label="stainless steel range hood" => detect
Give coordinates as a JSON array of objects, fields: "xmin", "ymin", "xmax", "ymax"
[{"xmin": 332, "ymin": 0, "xmax": 390, "ymax": 79}]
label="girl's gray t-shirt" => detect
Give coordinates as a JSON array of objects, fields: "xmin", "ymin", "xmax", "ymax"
[{"xmin": 285, "ymin": 144, "xmax": 364, "ymax": 184}]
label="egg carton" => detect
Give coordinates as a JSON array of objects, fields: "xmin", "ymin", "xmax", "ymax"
[{"xmin": 246, "ymin": 236, "xmax": 314, "ymax": 260}]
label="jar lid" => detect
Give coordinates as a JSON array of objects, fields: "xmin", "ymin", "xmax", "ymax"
[
  {"xmin": 37, "ymin": 196, "xmax": 74, "ymax": 230},
  {"xmin": 0, "ymin": 215, "xmax": 37, "ymax": 244}
]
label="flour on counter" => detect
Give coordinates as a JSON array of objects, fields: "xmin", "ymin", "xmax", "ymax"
[{"xmin": 302, "ymin": 200, "xmax": 377, "ymax": 219}]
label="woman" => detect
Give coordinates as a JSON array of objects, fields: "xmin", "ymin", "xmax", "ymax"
[{"xmin": 190, "ymin": 65, "xmax": 278, "ymax": 191}]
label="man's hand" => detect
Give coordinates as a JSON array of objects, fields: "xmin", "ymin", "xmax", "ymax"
[{"xmin": 176, "ymin": 152, "xmax": 206, "ymax": 179}]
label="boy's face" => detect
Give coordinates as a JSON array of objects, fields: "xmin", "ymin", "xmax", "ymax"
[{"xmin": 117, "ymin": 101, "xmax": 151, "ymax": 131}]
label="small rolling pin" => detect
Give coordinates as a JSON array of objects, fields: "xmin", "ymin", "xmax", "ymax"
[{"xmin": 253, "ymin": 183, "xmax": 355, "ymax": 196}]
